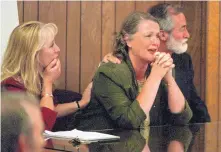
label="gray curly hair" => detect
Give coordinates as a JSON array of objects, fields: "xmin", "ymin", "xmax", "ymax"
[{"xmin": 148, "ymin": 3, "xmax": 183, "ymax": 32}]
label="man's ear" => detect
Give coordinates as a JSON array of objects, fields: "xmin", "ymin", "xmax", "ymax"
[
  {"xmin": 159, "ymin": 30, "xmax": 169, "ymax": 41},
  {"xmin": 18, "ymin": 134, "xmax": 28, "ymax": 152}
]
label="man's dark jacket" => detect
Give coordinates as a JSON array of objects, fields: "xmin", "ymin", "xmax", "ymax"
[{"xmin": 172, "ymin": 53, "xmax": 211, "ymax": 123}]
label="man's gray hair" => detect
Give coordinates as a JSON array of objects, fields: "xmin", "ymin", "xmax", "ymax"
[
  {"xmin": 1, "ymin": 92, "xmax": 39, "ymax": 152},
  {"xmin": 148, "ymin": 3, "xmax": 183, "ymax": 32}
]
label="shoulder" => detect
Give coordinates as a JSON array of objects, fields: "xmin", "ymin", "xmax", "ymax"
[
  {"xmin": 1, "ymin": 77, "xmax": 26, "ymax": 92},
  {"xmin": 94, "ymin": 61, "xmax": 132, "ymax": 85},
  {"xmin": 98, "ymin": 61, "xmax": 130, "ymax": 74}
]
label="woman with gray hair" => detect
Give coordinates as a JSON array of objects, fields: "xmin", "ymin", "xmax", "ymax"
[{"xmin": 76, "ymin": 12, "xmax": 192, "ymax": 130}]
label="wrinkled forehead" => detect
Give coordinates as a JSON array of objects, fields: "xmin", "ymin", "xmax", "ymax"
[{"xmin": 137, "ymin": 19, "xmax": 160, "ymax": 33}]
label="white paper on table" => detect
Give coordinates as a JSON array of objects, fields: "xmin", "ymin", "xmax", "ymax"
[{"xmin": 43, "ymin": 129, "xmax": 120, "ymax": 143}]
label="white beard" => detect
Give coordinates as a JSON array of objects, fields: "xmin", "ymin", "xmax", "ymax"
[{"xmin": 166, "ymin": 34, "xmax": 188, "ymax": 54}]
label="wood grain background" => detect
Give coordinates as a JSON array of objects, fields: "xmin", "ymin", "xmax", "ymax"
[{"xmin": 205, "ymin": 2, "xmax": 220, "ymax": 152}]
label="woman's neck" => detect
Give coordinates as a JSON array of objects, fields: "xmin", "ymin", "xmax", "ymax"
[{"xmin": 129, "ymin": 51, "xmax": 149, "ymax": 81}]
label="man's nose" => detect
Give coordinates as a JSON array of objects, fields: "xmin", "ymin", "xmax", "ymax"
[{"xmin": 184, "ymin": 29, "xmax": 190, "ymax": 39}]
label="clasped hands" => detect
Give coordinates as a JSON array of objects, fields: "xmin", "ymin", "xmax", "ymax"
[
  {"xmin": 151, "ymin": 52, "xmax": 175, "ymax": 82},
  {"xmin": 102, "ymin": 52, "xmax": 175, "ymax": 82}
]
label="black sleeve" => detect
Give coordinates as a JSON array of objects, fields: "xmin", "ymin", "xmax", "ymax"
[{"xmin": 187, "ymin": 54, "xmax": 211, "ymax": 123}]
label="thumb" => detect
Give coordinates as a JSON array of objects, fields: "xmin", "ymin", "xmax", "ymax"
[{"xmin": 46, "ymin": 59, "xmax": 57, "ymax": 69}]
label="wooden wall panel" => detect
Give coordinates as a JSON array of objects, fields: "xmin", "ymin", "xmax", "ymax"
[
  {"xmin": 166, "ymin": 1, "xmax": 182, "ymax": 6},
  {"xmin": 66, "ymin": 1, "xmax": 80, "ymax": 92},
  {"xmin": 101, "ymin": 1, "xmax": 115, "ymax": 58},
  {"xmin": 205, "ymin": 1, "xmax": 220, "ymax": 151},
  {"xmin": 24, "ymin": 1, "xmax": 38, "ymax": 22},
  {"xmin": 218, "ymin": 2, "xmax": 221, "ymax": 152},
  {"xmin": 135, "ymin": 1, "xmax": 161, "ymax": 12},
  {"xmin": 81, "ymin": 2, "xmax": 101, "ymax": 92},
  {"xmin": 39, "ymin": 1, "xmax": 67, "ymax": 89},
  {"xmin": 17, "ymin": 1, "xmax": 24, "ymax": 23},
  {"xmin": 219, "ymin": 2, "xmax": 221, "ymax": 119},
  {"xmin": 206, "ymin": 1, "xmax": 219, "ymax": 122},
  {"xmin": 200, "ymin": 2, "xmax": 207, "ymax": 101},
  {"xmin": 115, "ymin": 1, "xmax": 135, "ymax": 32}
]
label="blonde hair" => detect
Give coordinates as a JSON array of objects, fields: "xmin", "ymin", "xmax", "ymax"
[{"xmin": 1, "ymin": 21, "xmax": 58, "ymax": 95}]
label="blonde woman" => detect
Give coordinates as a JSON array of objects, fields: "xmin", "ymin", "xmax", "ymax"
[{"xmin": 1, "ymin": 21, "xmax": 92, "ymax": 130}]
